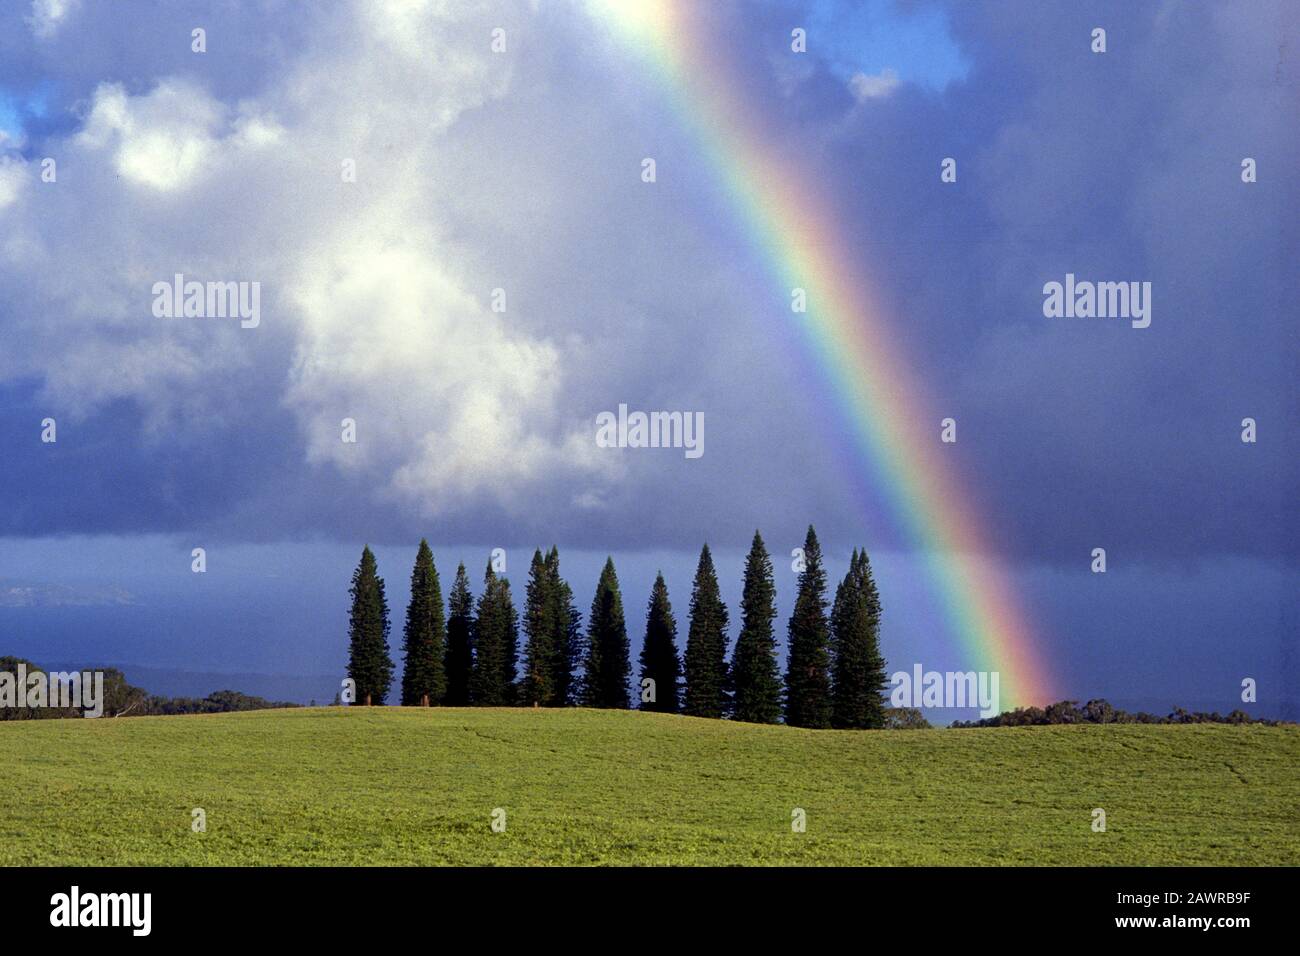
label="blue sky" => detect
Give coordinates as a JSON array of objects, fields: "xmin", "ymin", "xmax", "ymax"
[
  {"xmin": 807, "ymin": 0, "xmax": 969, "ymax": 91},
  {"xmin": 0, "ymin": 0, "xmax": 1295, "ymax": 717}
]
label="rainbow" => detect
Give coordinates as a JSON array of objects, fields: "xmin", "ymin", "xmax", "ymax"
[{"xmin": 592, "ymin": 1, "xmax": 1053, "ymax": 707}]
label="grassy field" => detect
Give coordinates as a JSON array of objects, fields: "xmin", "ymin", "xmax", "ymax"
[{"xmin": 1, "ymin": 707, "xmax": 1296, "ymax": 865}]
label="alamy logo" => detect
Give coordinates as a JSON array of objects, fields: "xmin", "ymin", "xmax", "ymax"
[
  {"xmin": 890, "ymin": 665, "xmax": 1000, "ymax": 718},
  {"xmin": 595, "ymin": 404, "xmax": 704, "ymax": 459},
  {"xmin": 1042, "ymin": 273, "xmax": 1151, "ymax": 328},
  {"xmin": 50, "ymin": 886, "xmax": 151, "ymax": 936},
  {"xmin": 0, "ymin": 664, "xmax": 104, "ymax": 718},
  {"xmin": 152, "ymin": 273, "xmax": 261, "ymax": 328}
]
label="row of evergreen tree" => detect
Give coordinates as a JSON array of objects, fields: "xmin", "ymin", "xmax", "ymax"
[{"xmin": 346, "ymin": 526, "xmax": 891, "ymax": 728}]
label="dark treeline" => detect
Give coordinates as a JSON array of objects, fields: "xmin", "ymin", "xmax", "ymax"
[
  {"xmin": 347, "ymin": 526, "xmax": 894, "ymax": 729},
  {"xmin": 0, "ymin": 656, "xmax": 296, "ymax": 720},
  {"xmin": 953, "ymin": 699, "xmax": 1286, "ymax": 728}
]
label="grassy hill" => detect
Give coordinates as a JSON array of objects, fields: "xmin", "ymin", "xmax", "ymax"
[{"xmin": 1, "ymin": 707, "xmax": 1295, "ymax": 865}]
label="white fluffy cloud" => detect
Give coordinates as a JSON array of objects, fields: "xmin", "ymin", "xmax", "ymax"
[
  {"xmin": 0, "ymin": 156, "xmax": 24, "ymax": 208},
  {"xmin": 74, "ymin": 80, "xmax": 282, "ymax": 192},
  {"xmin": 849, "ymin": 68, "xmax": 900, "ymax": 101},
  {"xmin": 4, "ymin": 0, "xmax": 621, "ymax": 516},
  {"xmin": 27, "ymin": 0, "xmax": 79, "ymax": 40}
]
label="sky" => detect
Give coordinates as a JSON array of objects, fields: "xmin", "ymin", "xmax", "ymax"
[{"xmin": 1, "ymin": 0, "xmax": 1295, "ymax": 718}]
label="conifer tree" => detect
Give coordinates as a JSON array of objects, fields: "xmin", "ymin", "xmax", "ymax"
[
  {"xmin": 471, "ymin": 562, "xmax": 518, "ymax": 706},
  {"xmin": 497, "ymin": 575, "xmax": 519, "ymax": 703},
  {"xmin": 443, "ymin": 563, "xmax": 474, "ymax": 706},
  {"xmin": 832, "ymin": 548, "xmax": 890, "ymax": 728},
  {"xmin": 546, "ymin": 547, "xmax": 582, "ymax": 706},
  {"xmin": 730, "ymin": 532, "xmax": 782, "ymax": 723},
  {"xmin": 854, "ymin": 547, "xmax": 888, "ymax": 720},
  {"xmin": 400, "ymin": 539, "xmax": 448, "ymax": 706},
  {"xmin": 785, "ymin": 526, "xmax": 833, "ymax": 728},
  {"xmin": 347, "ymin": 545, "xmax": 393, "ymax": 706},
  {"xmin": 469, "ymin": 563, "xmax": 500, "ymax": 705},
  {"xmin": 520, "ymin": 549, "xmax": 556, "ymax": 706},
  {"xmin": 683, "ymin": 543, "xmax": 729, "ymax": 718},
  {"xmin": 638, "ymin": 573, "xmax": 681, "ymax": 712},
  {"xmin": 581, "ymin": 557, "xmax": 631, "ymax": 709}
]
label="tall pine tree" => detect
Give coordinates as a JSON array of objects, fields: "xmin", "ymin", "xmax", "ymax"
[
  {"xmin": 545, "ymin": 547, "xmax": 582, "ymax": 706},
  {"xmin": 831, "ymin": 548, "xmax": 890, "ymax": 728},
  {"xmin": 400, "ymin": 539, "xmax": 448, "ymax": 706},
  {"xmin": 581, "ymin": 557, "xmax": 631, "ymax": 709},
  {"xmin": 520, "ymin": 549, "xmax": 556, "ymax": 706},
  {"xmin": 497, "ymin": 574, "xmax": 519, "ymax": 703},
  {"xmin": 347, "ymin": 545, "xmax": 393, "ymax": 706},
  {"xmin": 470, "ymin": 562, "xmax": 518, "ymax": 706},
  {"xmin": 683, "ymin": 543, "xmax": 729, "ymax": 718},
  {"xmin": 638, "ymin": 573, "xmax": 681, "ymax": 712},
  {"xmin": 730, "ymin": 532, "xmax": 782, "ymax": 723},
  {"xmin": 443, "ymin": 563, "xmax": 474, "ymax": 706},
  {"xmin": 854, "ymin": 548, "xmax": 888, "ymax": 724},
  {"xmin": 784, "ymin": 525, "xmax": 833, "ymax": 728}
]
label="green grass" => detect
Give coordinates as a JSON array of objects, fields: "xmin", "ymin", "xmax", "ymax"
[{"xmin": 1, "ymin": 707, "xmax": 1296, "ymax": 865}]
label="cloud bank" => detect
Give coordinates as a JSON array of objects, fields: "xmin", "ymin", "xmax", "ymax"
[{"xmin": 0, "ymin": 0, "xmax": 1293, "ymax": 566}]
